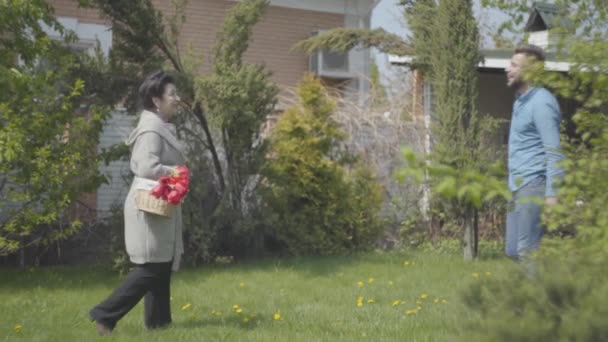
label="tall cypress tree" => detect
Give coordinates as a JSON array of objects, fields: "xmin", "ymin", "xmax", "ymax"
[{"xmin": 430, "ymin": 0, "xmax": 483, "ymax": 260}]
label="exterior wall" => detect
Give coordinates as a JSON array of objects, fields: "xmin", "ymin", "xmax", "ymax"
[
  {"xmin": 477, "ymin": 70, "xmax": 515, "ymax": 146},
  {"xmin": 343, "ymin": 0, "xmax": 374, "ymax": 101},
  {"xmin": 411, "ymin": 70, "xmax": 425, "ymax": 122},
  {"xmin": 51, "ymin": 0, "xmax": 345, "ymax": 90},
  {"xmin": 96, "ymin": 110, "xmax": 136, "ymax": 216},
  {"xmin": 416, "ymin": 68, "xmax": 576, "ymax": 148},
  {"xmin": 411, "ymin": 69, "xmax": 514, "ymax": 142},
  {"xmin": 49, "ymin": 0, "xmax": 108, "ymax": 25}
]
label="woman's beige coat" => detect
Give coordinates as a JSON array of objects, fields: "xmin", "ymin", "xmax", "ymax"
[{"xmin": 123, "ymin": 110, "xmax": 185, "ymax": 271}]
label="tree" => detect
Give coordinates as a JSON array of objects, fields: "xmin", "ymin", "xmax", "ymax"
[
  {"xmin": 0, "ymin": 1, "xmax": 107, "ymax": 257},
  {"xmin": 369, "ymin": 58, "xmax": 389, "ymax": 108},
  {"xmin": 195, "ymin": 0, "xmax": 278, "ymax": 216},
  {"xmin": 261, "ymin": 75, "xmax": 384, "ymax": 255},
  {"xmin": 424, "ymin": 0, "xmax": 493, "ymax": 260}
]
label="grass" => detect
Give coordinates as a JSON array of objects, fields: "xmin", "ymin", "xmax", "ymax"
[{"xmin": 0, "ymin": 250, "xmax": 509, "ymax": 341}]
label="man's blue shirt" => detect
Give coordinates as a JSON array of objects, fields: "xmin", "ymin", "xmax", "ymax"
[{"xmin": 508, "ymin": 87, "xmax": 564, "ymax": 197}]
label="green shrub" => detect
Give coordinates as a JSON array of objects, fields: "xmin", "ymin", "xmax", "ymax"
[
  {"xmin": 461, "ymin": 246, "xmax": 608, "ymax": 342},
  {"xmin": 261, "ymin": 75, "xmax": 384, "ymax": 255}
]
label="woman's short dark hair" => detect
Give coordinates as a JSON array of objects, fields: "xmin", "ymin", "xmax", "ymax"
[
  {"xmin": 514, "ymin": 44, "xmax": 546, "ymax": 62},
  {"xmin": 138, "ymin": 71, "xmax": 175, "ymax": 111}
]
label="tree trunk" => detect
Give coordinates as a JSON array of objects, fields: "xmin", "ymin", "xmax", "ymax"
[
  {"xmin": 463, "ymin": 206, "xmax": 478, "ymax": 261},
  {"xmin": 192, "ymin": 103, "xmax": 225, "ymax": 193},
  {"xmin": 473, "ymin": 208, "xmax": 479, "ymax": 258},
  {"xmin": 19, "ymin": 236, "xmax": 25, "ymax": 268}
]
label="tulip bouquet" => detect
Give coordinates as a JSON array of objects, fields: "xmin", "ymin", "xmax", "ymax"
[{"xmin": 149, "ymin": 166, "xmax": 190, "ymax": 205}]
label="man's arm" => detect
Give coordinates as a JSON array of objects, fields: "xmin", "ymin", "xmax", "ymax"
[{"xmin": 533, "ymin": 93, "xmax": 565, "ymax": 200}]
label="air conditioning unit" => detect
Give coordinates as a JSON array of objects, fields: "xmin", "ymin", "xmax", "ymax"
[{"xmin": 309, "ymin": 31, "xmax": 353, "ymax": 79}]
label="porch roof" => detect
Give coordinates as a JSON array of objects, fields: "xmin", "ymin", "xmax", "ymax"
[{"xmin": 388, "ymin": 48, "xmax": 572, "ymax": 72}]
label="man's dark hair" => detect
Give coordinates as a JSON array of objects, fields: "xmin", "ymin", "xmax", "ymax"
[
  {"xmin": 138, "ymin": 71, "xmax": 175, "ymax": 111},
  {"xmin": 514, "ymin": 44, "xmax": 546, "ymax": 62}
]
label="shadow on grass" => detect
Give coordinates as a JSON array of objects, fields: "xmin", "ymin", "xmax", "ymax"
[
  {"xmin": 0, "ymin": 253, "xmax": 372, "ymax": 291},
  {"xmin": 0, "ymin": 248, "xmax": 505, "ymax": 291},
  {"xmin": 175, "ymin": 250, "xmax": 424, "ymax": 284},
  {"xmin": 0, "ymin": 265, "xmax": 123, "ymax": 291},
  {"xmin": 172, "ymin": 313, "xmax": 272, "ymax": 331}
]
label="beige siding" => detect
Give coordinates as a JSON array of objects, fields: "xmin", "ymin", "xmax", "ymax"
[
  {"xmin": 96, "ymin": 111, "xmax": 136, "ymax": 216},
  {"xmin": 50, "ymin": 0, "xmax": 344, "ymax": 89}
]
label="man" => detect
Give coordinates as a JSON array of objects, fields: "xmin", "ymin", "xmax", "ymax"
[{"xmin": 504, "ymin": 44, "xmax": 564, "ymax": 261}]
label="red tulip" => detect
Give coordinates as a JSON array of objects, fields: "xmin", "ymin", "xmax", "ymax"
[
  {"xmin": 167, "ymin": 189, "xmax": 181, "ymax": 204},
  {"xmin": 151, "ymin": 175, "xmax": 173, "ymax": 198},
  {"xmin": 149, "ymin": 166, "xmax": 190, "ymax": 203},
  {"xmin": 174, "ymin": 183, "xmax": 187, "ymax": 195},
  {"xmin": 150, "ymin": 186, "xmax": 164, "ymax": 198},
  {"xmin": 175, "ymin": 166, "xmax": 190, "ymax": 184}
]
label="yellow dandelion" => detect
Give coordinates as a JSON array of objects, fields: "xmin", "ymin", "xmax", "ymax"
[
  {"xmin": 367, "ymin": 299, "xmax": 375, "ymax": 304},
  {"xmin": 417, "ymin": 306, "xmax": 422, "ymax": 310},
  {"xmin": 434, "ymin": 298, "xmax": 440, "ymax": 304},
  {"xmin": 416, "ymin": 300, "xmax": 423, "ymax": 305},
  {"xmin": 357, "ymin": 281, "xmax": 364, "ymax": 287},
  {"xmin": 243, "ymin": 317, "xmax": 250, "ymax": 323},
  {"xmin": 420, "ymin": 293, "xmax": 429, "ymax": 299},
  {"xmin": 181, "ymin": 303, "xmax": 192, "ymax": 311},
  {"xmin": 472, "ymin": 272, "xmax": 480, "ymax": 278},
  {"xmin": 368, "ymin": 278, "xmax": 375, "ymax": 284},
  {"xmin": 392, "ymin": 300, "xmax": 401, "ymax": 306},
  {"xmin": 441, "ymin": 299, "xmax": 448, "ymax": 304},
  {"xmin": 388, "ymin": 281, "xmax": 394, "ymax": 286},
  {"xmin": 405, "ymin": 309, "xmax": 417, "ymax": 315},
  {"xmin": 403, "ymin": 261, "xmax": 410, "ymax": 266},
  {"xmin": 273, "ymin": 312, "xmax": 282, "ymax": 321},
  {"xmin": 233, "ymin": 304, "xmax": 240, "ymax": 310},
  {"xmin": 14, "ymin": 325, "xmax": 22, "ymax": 333},
  {"xmin": 236, "ymin": 308, "xmax": 243, "ymax": 314},
  {"xmin": 485, "ymin": 272, "xmax": 492, "ymax": 276},
  {"xmin": 357, "ymin": 302, "xmax": 364, "ymax": 307},
  {"xmin": 239, "ymin": 282, "xmax": 246, "ymax": 287}
]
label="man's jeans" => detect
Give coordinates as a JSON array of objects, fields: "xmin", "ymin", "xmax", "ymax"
[{"xmin": 505, "ymin": 177, "xmax": 546, "ymax": 261}]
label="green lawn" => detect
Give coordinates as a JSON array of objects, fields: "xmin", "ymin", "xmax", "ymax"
[{"xmin": 1, "ymin": 250, "xmax": 508, "ymax": 341}]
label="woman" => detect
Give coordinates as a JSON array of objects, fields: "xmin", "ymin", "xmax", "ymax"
[{"xmin": 90, "ymin": 71, "xmax": 185, "ymax": 336}]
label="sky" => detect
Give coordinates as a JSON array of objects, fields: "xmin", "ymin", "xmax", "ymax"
[
  {"xmin": 370, "ymin": 0, "xmax": 409, "ymax": 83},
  {"xmin": 370, "ymin": 0, "xmax": 511, "ymax": 83}
]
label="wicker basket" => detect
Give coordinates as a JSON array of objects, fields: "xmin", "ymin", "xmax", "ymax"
[{"xmin": 135, "ymin": 189, "xmax": 176, "ymax": 217}]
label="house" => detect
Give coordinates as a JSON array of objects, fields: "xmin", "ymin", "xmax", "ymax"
[
  {"xmin": 388, "ymin": 1, "xmax": 576, "ymax": 151},
  {"xmin": 46, "ymin": 0, "xmax": 381, "ymax": 218}
]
